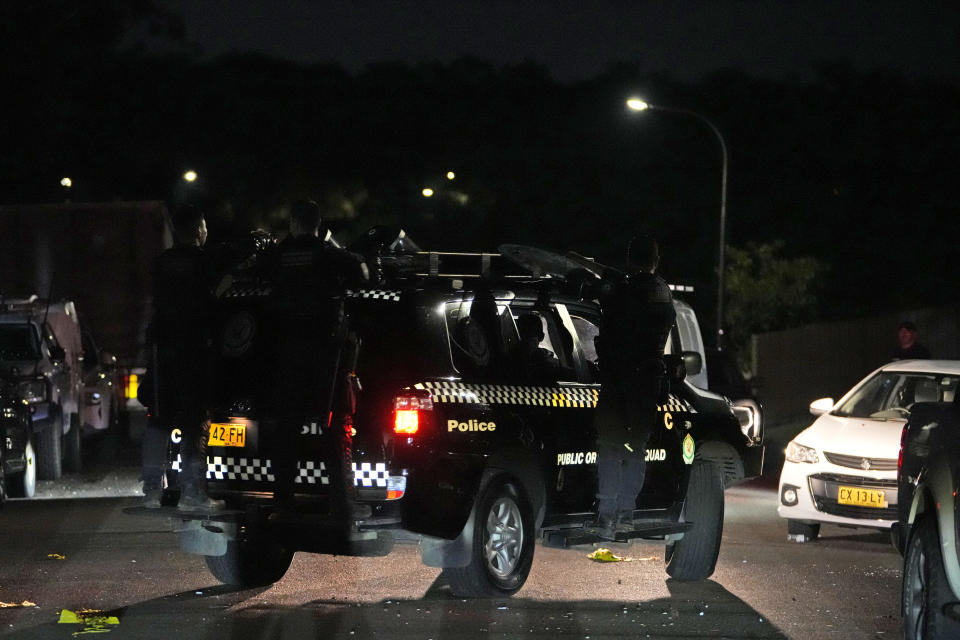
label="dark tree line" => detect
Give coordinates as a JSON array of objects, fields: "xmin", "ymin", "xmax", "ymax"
[{"xmin": 2, "ymin": 1, "xmax": 959, "ymax": 345}]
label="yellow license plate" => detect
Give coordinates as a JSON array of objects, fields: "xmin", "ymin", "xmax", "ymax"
[
  {"xmin": 208, "ymin": 422, "xmax": 246, "ymax": 447},
  {"xmin": 837, "ymin": 485, "xmax": 887, "ymax": 508}
]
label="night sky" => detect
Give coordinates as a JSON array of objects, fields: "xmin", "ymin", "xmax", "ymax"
[{"xmin": 160, "ymin": 0, "xmax": 960, "ymax": 85}]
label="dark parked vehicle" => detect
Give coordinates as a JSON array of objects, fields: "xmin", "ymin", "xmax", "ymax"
[
  {"xmin": 0, "ymin": 377, "xmax": 36, "ymax": 503},
  {"xmin": 131, "ymin": 239, "xmax": 762, "ymax": 597},
  {"xmin": 0, "ymin": 296, "xmax": 83, "ymax": 479},
  {"xmin": 897, "ymin": 372, "xmax": 960, "ymax": 639}
]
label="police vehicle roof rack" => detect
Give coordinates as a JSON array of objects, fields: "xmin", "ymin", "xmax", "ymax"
[
  {"xmin": 1, "ymin": 295, "xmax": 41, "ymax": 313},
  {"xmin": 380, "ymin": 250, "xmax": 541, "ymax": 284},
  {"xmin": 410, "ymin": 251, "xmax": 532, "ymax": 279}
]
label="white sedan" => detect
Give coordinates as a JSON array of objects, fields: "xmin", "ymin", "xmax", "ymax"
[{"xmin": 777, "ymin": 360, "xmax": 960, "ymax": 542}]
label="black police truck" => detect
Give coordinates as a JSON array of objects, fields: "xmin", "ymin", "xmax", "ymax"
[{"xmin": 131, "ymin": 236, "xmax": 762, "ymax": 597}]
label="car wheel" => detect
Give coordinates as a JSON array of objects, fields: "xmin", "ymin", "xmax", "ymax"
[
  {"xmin": 36, "ymin": 419, "xmax": 63, "ymax": 480},
  {"xmin": 63, "ymin": 412, "xmax": 82, "ymax": 473},
  {"xmin": 665, "ymin": 459, "xmax": 724, "ymax": 581},
  {"xmin": 10, "ymin": 439, "xmax": 37, "ymax": 498},
  {"xmin": 902, "ymin": 516, "xmax": 960, "ymax": 640},
  {"xmin": 205, "ymin": 537, "xmax": 293, "ymax": 588},
  {"xmin": 787, "ymin": 519, "xmax": 821, "ymax": 542},
  {"xmin": 443, "ymin": 479, "xmax": 535, "ymax": 598}
]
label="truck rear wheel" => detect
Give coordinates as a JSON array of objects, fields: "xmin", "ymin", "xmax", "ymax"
[
  {"xmin": 902, "ymin": 516, "xmax": 960, "ymax": 640},
  {"xmin": 443, "ymin": 479, "xmax": 535, "ymax": 598},
  {"xmin": 63, "ymin": 413, "xmax": 82, "ymax": 473},
  {"xmin": 665, "ymin": 459, "xmax": 724, "ymax": 581},
  {"xmin": 36, "ymin": 421, "xmax": 62, "ymax": 480},
  {"xmin": 10, "ymin": 440, "xmax": 37, "ymax": 498},
  {"xmin": 205, "ymin": 537, "xmax": 293, "ymax": 588}
]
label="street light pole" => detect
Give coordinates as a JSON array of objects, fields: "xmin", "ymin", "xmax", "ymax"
[{"xmin": 626, "ymin": 98, "xmax": 728, "ymax": 350}]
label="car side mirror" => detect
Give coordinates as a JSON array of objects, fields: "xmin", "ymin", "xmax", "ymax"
[
  {"xmin": 809, "ymin": 397, "xmax": 834, "ymax": 416},
  {"xmin": 49, "ymin": 345, "xmax": 66, "ymax": 363},
  {"xmin": 681, "ymin": 351, "xmax": 702, "ymax": 376},
  {"xmin": 663, "ymin": 353, "xmax": 687, "ymax": 385}
]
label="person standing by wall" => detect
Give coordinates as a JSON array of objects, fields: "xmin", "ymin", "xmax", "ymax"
[{"xmin": 893, "ymin": 320, "xmax": 931, "ymax": 361}]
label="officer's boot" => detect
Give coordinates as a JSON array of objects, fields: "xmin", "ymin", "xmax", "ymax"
[
  {"xmin": 177, "ymin": 436, "xmax": 225, "ymax": 513},
  {"xmin": 141, "ymin": 478, "xmax": 163, "ymax": 509}
]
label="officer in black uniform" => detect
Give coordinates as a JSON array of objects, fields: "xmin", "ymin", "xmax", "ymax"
[
  {"xmin": 147, "ymin": 204, "xmax": 224, "ymax": 512},
  {"xmin": 590, "ymin": 234, "xmax": 675, "ymax": 534},
  {"xmin": 268, "ymin": 200, "xmax": 369, "ymax": 507}
]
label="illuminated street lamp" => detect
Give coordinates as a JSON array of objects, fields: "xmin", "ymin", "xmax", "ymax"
[
  {"xmin": 446, "ymin": 171, "xmax": 456, "ymax": 180},
  {"xmin": 60, "ymin": 177, "xmax": 72, "ymax": 188},
  {"xmin": 626, "ymin": 97, "xmax": 729, "ymax": 350},
  {"xmin": 183, "ymin": 170, "xmax": 198, "ymax": 183},
  {"xmin": 422, "ymin": 188, "xmax": 435, "ymax": 197}
]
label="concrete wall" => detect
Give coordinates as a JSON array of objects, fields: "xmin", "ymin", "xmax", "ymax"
[{"xmin": 752, "ymin": 304, "xmax": 960, "ymax": 423}]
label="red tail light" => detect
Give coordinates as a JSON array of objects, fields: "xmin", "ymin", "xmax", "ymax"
[{"xmin": 393, "ymin": 391, "xmax": 433, "ymax": 435}]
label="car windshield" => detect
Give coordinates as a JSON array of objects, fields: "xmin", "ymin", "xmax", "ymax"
[
  {"xmin": 832, "ymin": 371, "xmax": 960, "ymax": 419},
  {"xmin": 0, "ymin": 324, "xmax": 40, "ymax": 360}
]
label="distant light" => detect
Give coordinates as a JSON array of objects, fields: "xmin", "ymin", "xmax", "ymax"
[
  {"xmin": 626, "ymin": 98, "xmax": 650, "ymax": 112},
  {"xmin": 60, "ymin": 177, "xmax": 72, "ymax": 188},
  {"xmin": 183, "ymin": 170, "xmax": 197, "ymax": 182},
  {"xmin": 446, "ymin": 171, "xmax": 455, "ymax": 180},
  {"xmin": 422, "ymin": 188, "xmax": 434, "ymax": 197}
]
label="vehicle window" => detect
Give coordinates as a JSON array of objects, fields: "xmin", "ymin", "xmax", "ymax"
[
  {"xmin": 508, "ymin": 307, "xmax": 576, "ymax": 384},
  {"xmin": 445, "ymin": 300, "xmax": 515, "ymax": 379},
  {"xmin": 664, "ymin": 327, "xmax": 679, "ymax": 355},
  {"xmin": 833, "ymin": 372, "xmax": 960, "ymax": 419},
  {"xmin": 43, "ymin": 323, "xmax": 62, "ymax": 356},
  {"xmin": 0, "ymin": 324, "xmax": 40, "ymax": 360},
  {"xmin": 571, "ymin": 316, "xmax": 599, "ymax": 365},
  {"xmin": 674, "ymin": 306, "xmax": 703, "ymax": 356},
  {"xmin": 81, "ymin": 330, "xmax": 98, "ymax": 369}
]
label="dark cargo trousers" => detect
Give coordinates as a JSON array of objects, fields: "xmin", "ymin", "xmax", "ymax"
[{"xmin": 594, "ymin": 375, "xmax": 660, "ymax": 521}]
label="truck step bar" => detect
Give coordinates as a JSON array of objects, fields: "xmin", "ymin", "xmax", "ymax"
[{"xmin": 541, "ymin": 519, "xmax": 693, "ymax": 548}]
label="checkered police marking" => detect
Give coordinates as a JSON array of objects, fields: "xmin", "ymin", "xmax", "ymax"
[
  {"xmin": 659, "ymin": 396, "xmax": 695, "ymax": 413},
  {"xmin": 223, "ymin": 282, "xmax": 272, "ymax": 298},
  {"xmin": 171, "ymin": 456, "xmax": 329, "ymax": 484},
  {"xmin": 412, "ymin": 381, "xmax": 694, "ymax": 412},
  {"xmin": 413, "ymin": 381, "xmax": 598, "ymax": 407},
  {"xmin": 206, "ymin": 456, "xmax": 275, "ymax": 482},
  {"xmin": 354, "ymin": 461, "xmax": 389, "ymax": 487},
  {"xmin": 346, "ymin": 289, "xmax": 402, "ymax": 302},
  {"xmin": 295, "ymin": 460, "xmax": 329, "ymax": 485}
]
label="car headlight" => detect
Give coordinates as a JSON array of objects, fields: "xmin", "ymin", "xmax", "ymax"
[
  {"xmin": 18, "ymin": 380, "xmax": 47, "ymax": 404},
  {"xmin": 785, "ymin": 440, "xmax": 819, "ymax": 464},
  {"xmin": 84, "ymin": 390, "xmax": 102, "ymax": 405}
]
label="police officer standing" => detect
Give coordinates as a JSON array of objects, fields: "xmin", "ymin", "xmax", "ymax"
[
  {"xmin": 269, "ymin": 200, "xmax": 368, "ymax": 507},
  {"xmin": 145, "ymin": 204, "xmax": 224, "ymax": 512},
  {"xmin": 589, "ymin": 234, "xmax": 675, "ymax": 535}
]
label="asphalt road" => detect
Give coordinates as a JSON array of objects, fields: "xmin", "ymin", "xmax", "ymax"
[{"xmin": 0, "ymin": 429, "xmax": 902, "ymax": 640}]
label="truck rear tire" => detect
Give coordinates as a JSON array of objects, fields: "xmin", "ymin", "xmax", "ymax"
[
  {"xmin": 36, "ymin": 421, "xmax": 62, "ymax": 480},
  {"xmin": 63, "ymin": 413, "xmax": 82, "ymax": 473},
  {"xmin": 205, "ymin": 537, "xmax": 293, "ymax": 588},
  {"xmin": 442, "ymin": 479, "xmax": 535, "ymax": 598},
  {"xmin": 10, "ymin": 440, "xmax": 37, "ymax": 498},
  {"xmin": 665, "ymin": 459, "xmax": 724, "ymax": 581},
  {"xmin": 902, "ymin": 516, "xmax": 960, "ymax": 640}
]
